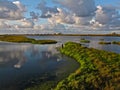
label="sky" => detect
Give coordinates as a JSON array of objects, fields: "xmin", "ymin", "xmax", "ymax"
[{"xmin": 0, "ymin": 0, "xmax": 120, "ymax": 34}]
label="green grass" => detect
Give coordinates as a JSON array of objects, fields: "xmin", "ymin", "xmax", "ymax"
[
  {"xmin": 112, "ymin": 41, "xmax": 120, "ymax": 45},
  {"xmin": 55, "ymin": 42, "xmax": 120, "ymax": 90},
  {"xmin": 99, "ymin": 41, "xmax": 111, "ymax": 44},
  {"xmin": 99, "ymin": 41, "xmax": 120, "ymax": 45},
  {"xmin": 0, "ymin": 35, "xmax": 57, "ymax": 44},
  {"xmin": 80, "ymin": 38, "xmax": 90, "ymax": 43}
]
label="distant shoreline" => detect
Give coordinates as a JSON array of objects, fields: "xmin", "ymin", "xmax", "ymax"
[
  {"xmin": 0, "ymin": 35, "xmax": 57, "ymax": 44},
  {"xmin": 1, "ymin": 33, "xmax": 120, "ymax": 37}
]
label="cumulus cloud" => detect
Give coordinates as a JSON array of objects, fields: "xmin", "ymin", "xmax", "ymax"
[
  {"xmin": 47, "ymin": 0, "xmax": 120, "ymax": 30},
  {"xmin": 0, "ymin": 0, "xmax": 26, "ymax": 20},
  {"xmin": 95, "ymin": 6, "xmax": 118, "ymax": 24},
  {"xmin": 17, "ymin": 19, "xmax": 35, "ymax": 28},
  {"xmin": 13, "ymin": 1, "xmax": 26, "ymax": 12},
  {"xmin": 37, "ymin": 1, "xmax": 59, "ymax": 18},
  {"xmin": 34, "ymin": 23, "xmax": 65, "ymax": 31},
  {"xmin": 90, "ymin": 5, "xmax": 120, "ymax": 29},
  {"xmin": 30, "ymin": 11, "xmax": 39, "ymax": 20},
  {"xmin": 48, "ymin": 8, "xmax": 92, "ymax": 26},
  {"xmin": 34, "ymin": 24, "xmax": 51, "ymax": 30},
  {"xmin": 0, "ymin": 20, "xmax": 10, "ymax": 28},
  {"xmin": 47, "ymin": 0, "xmax": 96, "ymax": 26},
  {"xmin": 0, "ymin": 0, "xmax": 120, "ymax": 31},
  {"xmin": 54, "ymin": 0, "xmax": 96, "ymax": 17},
  {"xmin": 48, "ymin": 8, "xmax": 74, "ymax": 24}
]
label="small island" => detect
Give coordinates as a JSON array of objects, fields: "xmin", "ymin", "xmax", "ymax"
[
  {"xmin": 80, "ymin": 38, "xmax": 90, "ymax": 43},
  {"xmin": 112, "ymin": 41, "xmax": 120, "ymax": 45},
  {"xmin": 0, "ymin": 35, "xmax": 57, "ymax": 44},
  {"xmin": 55, "ymin": 42, "xmax": 120, "ymax": 90},
  {"xmin": 98, "ymin": 41, "xmax": 120, "ymax": 45},
  {"xmin": 99, "ymin": 41, "xmax": 111, "ymax": 44}
]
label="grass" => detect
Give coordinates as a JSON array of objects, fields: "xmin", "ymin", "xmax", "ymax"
[
  {"xmin": 112, "ymin": 41, "xmax": 120, "ymax": 45},
  {"xmin": 55, "ymin": 42, "xmax": 120, "ymax": 90},
  {"xmin": 99, "ymin": 41, "xmax": 120, "ymax": 45},
  {"xmin": 99, "ymin": 41, "xmax": 111, "ymax": 44},
  {"xmin": 0, "ymin": 35, "xmax": 57, "ymax": 44},
  {"xmin": 80, "ymin": 38, "xmax": 90, "ymax": 43}
]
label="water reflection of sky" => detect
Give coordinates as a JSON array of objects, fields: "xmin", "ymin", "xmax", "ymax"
[
  {"xmin": 0, "ymin": 41, "xmax": 79, "ymax": 89},
  {"xmin": 0, "ymin": 43, "xmax": 60, "ymax": 69},
  {"xmin": 0, "ymin": 36, "xmax": 120, "ymax": 89},
  {"xmin": 29, "ymin": 36, "xmax": 120, "ymax": 53},
  {"xmin": 1, "ymin": 36, "xmax": 119, "ymax": 69}
]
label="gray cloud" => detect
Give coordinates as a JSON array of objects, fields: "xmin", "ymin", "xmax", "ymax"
[
  {"xmin": 0, "ymin": 20, "xmax": 10, "ymax": 28},
  {"xmin": 30, "ymin": 11, "xmax": 39, "ymax": 20},
  {"xmin": 37, "ymin": 1, "xmax": 59, "ymax": 18},
  {"xmin": 90, "ymin": 5, "xmax": 120, "ymax": 29},
  {"xmin": 95, "ymin": 6, "xmax": 119, "ymax": 24},
  {"xmin": 53, "ymin": 0, "xmax": 96, "ymax": 17},
  {"xmin": 0, "ymin": 0, "xmax": 120, "ymax": 31},
  {"xmin": 17, "ymin": 19, "xmax": 35, "ymax": 28},
  {"xmin": 47, "ymin": 0, "xmax": 96, "ymax": 26},
  {"xmin": 0, "ymin": 0, "xmax": 26, "ymax": 20},
  {"xmin": 48, "ymin": 8, "xmax": 92, "ymax": 26}
]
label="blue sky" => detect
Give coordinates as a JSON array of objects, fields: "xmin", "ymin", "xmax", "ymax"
[
  {"xmin": 96, "ymin": 0, "xmax": 119, "ymax": 5},
  {"xmin": 0, "ymin": 0, "xmax": 120, "ymax": 34},
  {"xmin": 18, "ymin": 0, "xmax": 120, "ymax": 18},
  {"xmin": 7, "ymin": 0, "xmax": 119, "ymax": 18}
]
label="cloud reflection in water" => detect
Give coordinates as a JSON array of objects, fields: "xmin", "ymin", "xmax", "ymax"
[{"xmin": 0, "ymin": 42, "xmax": 61, "ymax": 69}]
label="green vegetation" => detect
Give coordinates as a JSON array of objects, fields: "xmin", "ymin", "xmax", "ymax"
[
  {"xmin": 80, "ymin": 38, "xmax": 90, "ymax": 43},
  {"xmin": 99, "ymin": 41, "xmax": 111, "ymax": 44},
  {"xmin": 55, "ymin": 42, "xmax": 120, "ymax": 90},
  {"xmin": 0, "ymin": 35, "xmax": 57, "ymax": 44},
  {"xmin": 98, "ymin": 41, "xmax": 120, "ymax": 45},
  {"xmin": 112, "ymin": 41, "xmax": 120, "ymax": 45}
]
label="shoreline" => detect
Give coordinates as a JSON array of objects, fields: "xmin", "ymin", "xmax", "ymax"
[
  {"xmin": 0, "ymin": 35, "xmax": 57, "ymax": 44},
  {"xmin": 55, "ymin": 42, "xmax": 120, "ymax": 90},
  {"xmin": 1, "ymin": 33, "xmax": 120, "ymax": 37}
]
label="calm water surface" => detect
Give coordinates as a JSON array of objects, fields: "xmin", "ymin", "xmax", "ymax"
[
  {"xmin": 0, "ymin": 42, "xmax": 79, "ymax": 90},
  {"xmin": 0, "ymin": 36, "xmax": 120, "ymax": 90},
  {"xmin": 28, "ymin": 36, "xmax": 120, "ymax": 53}
]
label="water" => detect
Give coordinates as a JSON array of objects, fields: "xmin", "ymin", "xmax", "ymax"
[
  {"xmin": 0, "ymin": 42, "xmax": 79, "ymax": 90},
  {"xmin": 28, "ymin": 36, "xmax": 120, "ymax": 53},
  {"xmin": 0, "ymin": 36, "xmax": 120, "ymax": 90}
]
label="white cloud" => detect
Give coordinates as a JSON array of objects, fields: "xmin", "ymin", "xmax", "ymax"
[
  {"xmin": 37, "ymin": 1, "xmax": 59, "ymax": 18},
  {"xmin": 47, "ymin": 0, "xmax": 96, "ymax": 27},
  {"xmin": 0, "ymin": 0, "xmax": 120, "ymax": 32},
  {"xmin": 0, "ymin": 0, "xmax": 26, "ymax": 20},
  {"xmin": 54, "ymin": 0, "xmax": 96, "ymax": 17},
  {"xmin": 30, "ymin": 11, "xmax": 39, "ymax": 21},
  {"xmin": 0, "ymin": 21, "xmax": 9, "ymax": 28},
  {"xmin": 34, "ymin": 23, "xmax": 65, "ymax": 31},
  {"xmin": 17, "ymin": 19, "xmax": 35, "ymax": 28},
  {"xmin": 34, "ymin": 0, "xmax": 96, "ymax": 27},
  {"xmin": 90, "ymin": 5, "xmax": 120, "ymax": 29},
  {"xmin": 48, "ymin": 7, "xmax": 92, "ymax": 27}
]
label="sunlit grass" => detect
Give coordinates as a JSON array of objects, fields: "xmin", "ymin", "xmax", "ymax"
[
  {"xmin": 99, "ymin": 41, "xmax": 111, "ymax": 44},
  {"xmin": 80, "ymin": 38, "xmax": 90, "ymax": 43},
  {"xmin": 55, "ymin": 42, "xmax": 120, "ymax": 90},
  {"xmin": 0, "ymin": 35, "xmax": 57, "ymax": 44},
  {"xmin": 112, "ymin": 41, "xmax": 120, "ymax": 45}
]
